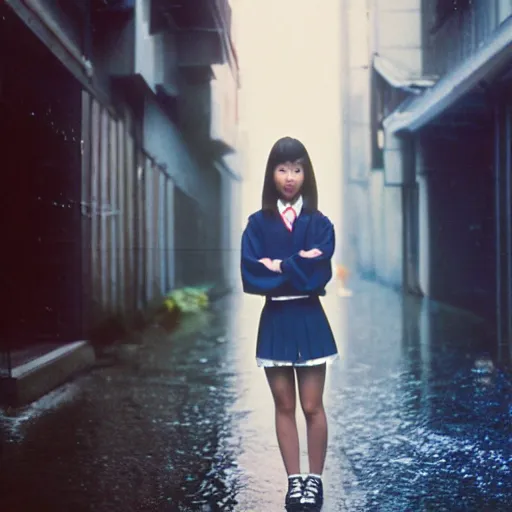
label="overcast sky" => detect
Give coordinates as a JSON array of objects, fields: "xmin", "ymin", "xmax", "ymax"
[{"xmin": 231, "ymin": 0, "xmax": 344, "ymax": 257}]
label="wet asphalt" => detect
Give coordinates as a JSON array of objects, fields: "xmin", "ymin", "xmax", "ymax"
[{"xmin": 0, "ymin": 279, "xmax": 511, "ymax": 511}]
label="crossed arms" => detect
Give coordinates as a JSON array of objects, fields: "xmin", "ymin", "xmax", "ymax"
[
  {"xmin": 259, "ymin": 248, "xmax": 323, "ymax": 273},
  {"xmin": 240, "ymin": 214, "xmax": 335, "ymax": 295}
]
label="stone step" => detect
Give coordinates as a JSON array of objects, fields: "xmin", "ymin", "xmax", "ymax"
[{"xmin": 0, "ymin": 341, "xmax": 95, "ymax": 407}]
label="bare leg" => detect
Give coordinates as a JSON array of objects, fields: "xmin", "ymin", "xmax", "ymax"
[
  {"xmin": 296, "ymin": 363, "xmax": 328, "ymax": 475},
  {"xmin": 265, "ymin": 366, "xmax": 300, "ymax": 475}
]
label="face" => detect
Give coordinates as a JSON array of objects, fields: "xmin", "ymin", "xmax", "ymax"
[{"xmin": 273, "ymin": 160, "xmax": 305, "ymax": 202}]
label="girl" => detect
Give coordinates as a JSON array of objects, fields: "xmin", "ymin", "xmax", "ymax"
[{"xmin": 240, "ymin": 137, "xmax": 338, "ymax": 511}]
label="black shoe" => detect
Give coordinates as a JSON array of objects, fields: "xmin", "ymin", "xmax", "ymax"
[
  {"xmin": 300, "ymin": 475, "xmax": 323, "ymax": 509},
  {"xmin": 285, "ymin": 474, "xmax": 304, "ymax": 510}
]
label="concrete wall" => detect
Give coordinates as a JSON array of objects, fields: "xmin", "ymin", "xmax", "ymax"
[
  {"xmin": 143, "ymin": 91, "xmax": 230, "ymax": 289},
  {"xmin": 143, "ymin": 96, "xmax": 216, "ymax": 211},
  {"xmin": 177, "ymin": 77, "xmax": 212, "ymax": 144},
  {"xmin": 341, "ymin": 0, "xmax": 371, "ymax": 273},
  {"xmin": 346, "ymin": 173, "xmax": 403, "ymax": 286},
  {"xmin": 341, "ymin": 0, "xmax": 422, "ymax": 288},
  {"xmin": 211, "ymin": 63, "xmax": 238, "ymax": 149},
  {"xmin": 135, "ymin": 0, "xmax": 157, "ymax": 92},
  {"xmin": 218, "ymin": 159, "xmax": 243, "ymax": 290},
  {"xmin": 229, "ymin": 177, "xmax": 243, "ymax": 291},
  {"xmin": 498, "ymin": 0, "xmax": 512, "ymax": 22},
  {"xmin": 373, "ymin": 0, "xmax": 422, "ymax": 75}
]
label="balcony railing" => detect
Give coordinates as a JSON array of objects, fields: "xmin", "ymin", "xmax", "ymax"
[{"xmin": 424, "ymin": 0, "xmax": 512, "ymax": 77}]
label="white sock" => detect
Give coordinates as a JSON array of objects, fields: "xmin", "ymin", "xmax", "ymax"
[
  {"xmin": 308, "ymin": 473, "xmax": 322, "ymax": 479},
  {"xmin": 288, "ymin": 473, "xmax": 302, "ymax": 479}
]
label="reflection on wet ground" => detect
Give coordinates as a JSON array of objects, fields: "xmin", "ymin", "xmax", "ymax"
[
  {"xmin": 229, "ymin": 281, "xmax": 511, "ymax": 511},
  {"xmin": 1, "ymin": 279, "xmax": 511, "ymax": 511},
  {"xmin": 0, "ymin": 307, "xmax": 241, "ymax": 511}
]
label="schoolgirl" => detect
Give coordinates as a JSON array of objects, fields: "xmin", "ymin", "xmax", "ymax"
[{"xmin": 240, "ymin": 136, "xmax": 338, "ymax": 510}]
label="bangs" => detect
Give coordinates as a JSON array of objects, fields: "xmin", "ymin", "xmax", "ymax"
[
  {"xmin": 268, "ymin": 137, "xmax": 307, "ymax": 168},
  {"xmin": 261, "ymin": 135, "xmax": 318, "ymax": 212}
]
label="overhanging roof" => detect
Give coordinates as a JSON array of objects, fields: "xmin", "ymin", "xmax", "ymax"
[
  {"xmin": 383, "ymin": 14, "xmax": 512, "ymax": 134},
  {"xmin": 373, "ymin": 54, "xmax": 437, "ymax": 91},
  {"xmin": 214, "ymin": 154, "xmax": 242, "ymax": 182}
]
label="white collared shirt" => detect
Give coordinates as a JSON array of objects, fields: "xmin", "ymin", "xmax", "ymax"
[{"xmin": 277, "ymin": 195, "xmax": 303, "ymax": 219}]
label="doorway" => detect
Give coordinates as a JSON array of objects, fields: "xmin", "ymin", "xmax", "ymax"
[{"xmin": 0, "ymin": 5, "xmax": 83, "ymax": 348}]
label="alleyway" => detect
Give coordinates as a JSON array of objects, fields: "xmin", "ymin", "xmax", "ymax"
[{"xmin": 1, "ymin": 280, "xmax": 511, "ymax": 511}]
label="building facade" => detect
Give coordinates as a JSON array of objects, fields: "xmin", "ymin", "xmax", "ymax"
[
  {"xmin": 341, "ymin": 0, "xmax": 512, "ymax": 362},
  {"xmin": 0, "ymin": 0, "xmax": 240, "ymax": 372}
]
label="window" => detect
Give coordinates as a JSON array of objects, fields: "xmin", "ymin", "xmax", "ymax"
[{"xmin": 435, "ymin": 0, "xmax": 471, "ymax": 27}]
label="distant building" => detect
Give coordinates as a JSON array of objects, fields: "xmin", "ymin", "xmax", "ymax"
[{"xmin": 341, "ymin": 0, "xmax": 512, "ymax": 360}]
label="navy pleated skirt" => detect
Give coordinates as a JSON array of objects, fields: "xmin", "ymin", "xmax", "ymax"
[{"xmin": 256, "ymin": 296, "xmax": 338, "ymax": 367}]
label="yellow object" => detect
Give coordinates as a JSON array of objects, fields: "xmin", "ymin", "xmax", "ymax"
[
  {"xmin": 198, "ymin": 292, "xmax": 209, "ymax": 305},
  {"xmin": 164, "ymin": 287, "xmax": 210, "ymax": 314},
  {"xmin": 164, "ymin": 298, "xmax": 176, "ymax": 312}
]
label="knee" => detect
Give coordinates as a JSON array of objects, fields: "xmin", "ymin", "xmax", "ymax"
[
  {"xmin": 301, "ymin": 400, "xmax": 324, "ymax": 419},
  {"xmin": 275, "ymin": 398, "xmax": 296, "ymax": 416}
]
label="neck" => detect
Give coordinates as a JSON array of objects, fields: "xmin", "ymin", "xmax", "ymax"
[{"xmin": 280, "ymin": 194, "xmax": 301, "ymax": 205}]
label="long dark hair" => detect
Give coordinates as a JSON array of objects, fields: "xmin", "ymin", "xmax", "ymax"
[{"xmin": 261, "ymin": 136, "xmax": 318, "ymax": 213}]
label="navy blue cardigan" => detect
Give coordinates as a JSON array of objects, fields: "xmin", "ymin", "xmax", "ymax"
[{"xmin": 240, "ymin": 208, "xmax": 335, "ymax": 297}]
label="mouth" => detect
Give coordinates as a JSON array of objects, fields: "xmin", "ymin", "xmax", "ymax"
[{"xmin": 284, "ymin": 185, "xmax": 295, "ymax": 193}]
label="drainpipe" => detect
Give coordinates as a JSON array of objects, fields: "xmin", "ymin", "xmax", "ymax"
[
  {"xmin": 402, "ymin": 133, "xmax": 422, "ymax": 296},
  {"xmin": 507, "ymin": 103, "xmax": 512, "ymax": 362},
  {"xmin": 492, "ymin": 90, "xmax": 512, "ymax": 364},
  {"xmin": 505, "ymin": 100, "xmax": 512, "ymax": 361}
]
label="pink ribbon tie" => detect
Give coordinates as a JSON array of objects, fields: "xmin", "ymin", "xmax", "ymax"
[{"xmin": 281, "ymin": 206, "xmax": 296, "ymax": 232}]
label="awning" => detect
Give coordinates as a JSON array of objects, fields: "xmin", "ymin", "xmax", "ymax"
[
  {"xmin": 214, "ymin": 154, "xmax": 243, "ymax": 182},
  {"xmin": 374, "ymin": 54, "xmax": 437, "ymax": 92},
  {"xmin": 383, "ymin": 15, "xmax": 512, "ymax": 134}
]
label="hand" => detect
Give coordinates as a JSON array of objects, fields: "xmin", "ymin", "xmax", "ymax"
[
  {"xmin": 299, "ymin": 248, "xmax": 323, "ymax": 258},
  {"xmin": 259, "ymin": 258, "xmax": 282, "ymax": 273},
  {"xmin": 271, "ymin": 259, "xmax": 283, "ymax": 273}
]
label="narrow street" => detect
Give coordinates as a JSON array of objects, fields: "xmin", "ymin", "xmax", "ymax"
[
  {"xmin": 2, "ymin": 1, "xmax": 512, "ymax": 511},
  {"xmin": 1, "ymin": 279, "xmax": 511, "ymax": 511}
]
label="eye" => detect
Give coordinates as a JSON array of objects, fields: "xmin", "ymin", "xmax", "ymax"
[{"xmin": 295, "ymin": 168, "xmax": 302, "ymax": 173}]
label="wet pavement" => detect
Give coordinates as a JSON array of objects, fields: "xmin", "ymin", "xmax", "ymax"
[{"xmin": 1, "ymin": 278, "xmax": 511, "ymax": 511}]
